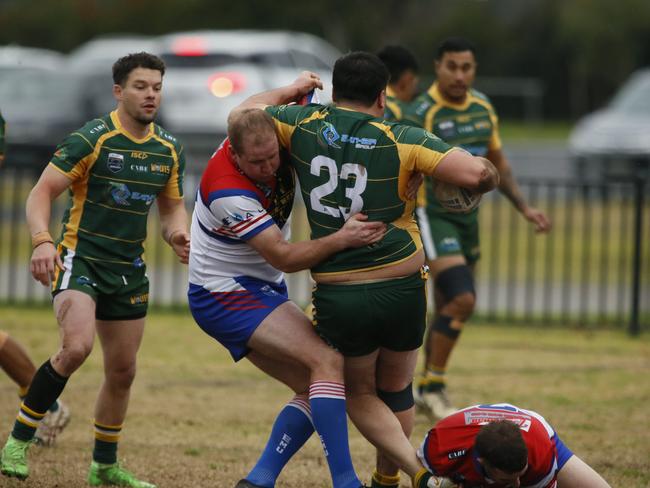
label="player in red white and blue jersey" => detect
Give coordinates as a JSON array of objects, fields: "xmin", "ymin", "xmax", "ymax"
[
  {"xmin": 187, "ymin": 108, "xmax": 385, "ymax": 488},
  {"xmin": 416, "ymin": 403, "xmax": 611, "ymax": 488}
]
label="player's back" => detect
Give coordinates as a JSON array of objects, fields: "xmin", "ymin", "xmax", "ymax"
[{"xmin": 266, "ymin": 103, "xmax": 452, "ymax": 276}]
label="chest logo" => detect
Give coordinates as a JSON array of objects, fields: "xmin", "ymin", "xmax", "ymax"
[{"xmin": 107, "ymin": 152, "xmax": 125, "ymax": 173}]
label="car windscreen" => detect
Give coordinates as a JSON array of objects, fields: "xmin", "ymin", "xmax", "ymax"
[
  {"xmin": 0, "ymin": 70, "xmax": 82, "ymax": 116},
  {"xmin": 160, "ymin": 51, "xmax": 294, "ymax": 68}
]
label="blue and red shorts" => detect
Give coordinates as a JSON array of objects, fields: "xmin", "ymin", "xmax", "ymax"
[{"xmin": 188, "ymin": 276, "xmax": 288, "ymax": 361}]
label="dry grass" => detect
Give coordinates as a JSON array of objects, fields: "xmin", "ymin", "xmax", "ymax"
[{"xmin": 0, "ymin": 306, "xmax": 648, "ymax": 487}]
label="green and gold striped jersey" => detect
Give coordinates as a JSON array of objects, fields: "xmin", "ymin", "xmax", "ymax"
[
  {"xmin": 384, "ymin": 86, "xmax": 408, "ymax": 122},
  {"xmin": 265, "ymin": 103, "xmax": 455, "ymax": 276},
  {"xmin": 404, "ymin": 82, "xmax": 501, "ymax": 215},
  {"xmin": 50, "ymin": 110, "xmax": 185, "ymax": 274}
]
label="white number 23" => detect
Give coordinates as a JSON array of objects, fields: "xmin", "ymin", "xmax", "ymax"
[{"xmin": 309, "ymin": 155, "xmax": 367, "ymax": 220}]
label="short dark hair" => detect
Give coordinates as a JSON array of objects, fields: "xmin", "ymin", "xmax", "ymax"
[
  {"xmin": 475, "ymin": 420, "xmax": 528, "ymax": 473},
  {"xmin": 332, "ymin": 51, "xmax": 389, "ymax": 107},
  {"xmin": 112, "ymin": 52, "xmax": 166, "ymax": 86},
  {"xmin": 227, "ymin": 108, "xmax": 276, "ymax": 155},
  {"xmin": 377, "ymin": 45, "xmax": 419, "ymax": 84},
  {"xmin": 436, "ymin": 37, "xmax": 476, "ymax": 61}
]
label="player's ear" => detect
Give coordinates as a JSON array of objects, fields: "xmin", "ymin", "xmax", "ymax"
[
  {"xmin": 377, "ymin": 90, "xmax": 386, "ymax": 110},
  {"xmin": 113, "ymin": 83, "xmax": 123, "ymax": 102}
]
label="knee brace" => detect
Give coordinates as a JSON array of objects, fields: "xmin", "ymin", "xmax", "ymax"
[
  {"xmin": 435, "ymin": 264, "xmax": 475, "ymax": 303},
  {"xmin": 432, "ymin": 315, "xmax": 462, "ymax": 339},
  {"xmin": 377, "ymin": 382, "xmax": 414, "ymax": 412}
]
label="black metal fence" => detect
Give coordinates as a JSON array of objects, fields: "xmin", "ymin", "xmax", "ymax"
[{"xmin": 1, "ymin": 167, "xmax": 648, "ymax": 332}]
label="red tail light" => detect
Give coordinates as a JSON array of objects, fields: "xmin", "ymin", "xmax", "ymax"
[
  {"xmin": 207, "ymin": 72, "xmax": 246, "ymax": 98},
  {"xmin": 171, "ymin": 37, "xmax": 208, "ymax": 56}
]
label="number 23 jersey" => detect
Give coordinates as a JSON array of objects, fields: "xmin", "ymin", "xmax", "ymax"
[{"xmin": 265, "ymin": 103, "xmax": 456, "ymax": 277}]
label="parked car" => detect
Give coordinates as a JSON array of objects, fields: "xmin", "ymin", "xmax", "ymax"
[
  {"xmin": 0, "ymin": 46, "xmax": 78, "ymax": 169},
  {"xmin": 154, "ymin": 30, "xmax": 341, "ymax": 165},
  {"xmin": 0, "ymin": 45, "xmax": 64, "ymax": 75},
  {"xmin": 0, "ymin": 68, "xmax": 85, "ymax": 169},
  {"xmin": 569, "ymin": 68, "xmax": 650, "ymax": 180}
]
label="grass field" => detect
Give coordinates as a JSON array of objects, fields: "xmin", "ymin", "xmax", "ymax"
[{"xmin": 0, "ymin": 306, "xmax": 648, "ymax": 487}]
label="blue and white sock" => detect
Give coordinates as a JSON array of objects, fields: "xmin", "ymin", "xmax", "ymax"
[
  {"xmin": 310, "ymin": 381, "xmax": 361, "ymax": 488},
  {"xmin": 245, "ymin": 395, "xmax": 314, "ymax": 487}
]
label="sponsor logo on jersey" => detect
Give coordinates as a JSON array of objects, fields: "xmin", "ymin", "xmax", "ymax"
[
  {"xmin": 131, "ymin": 151, "xmax": 148, "ymax": 160},
  {"xmin": 447, "ymin": 448, "xmax": 466, "ymax": 460},
  {"xmin": 109, "ymin": 182, "xmax": 156, "ymax": 206},
  {"xmin": 107, "ymin": 152, "xmax": 125, "ymax": 173},
  {"xmin": 89, "ymin": 123, "xmax": 106, "ymax": 134},
  {"xmin": 132, "ymin": 257, "xmax": 145, "ymax": 268},
  {"xmin": 474, "ymin": 120, "xmax": 491, "ymax": 130},
  {"xmin": 340, "ymin": 134, "xmax": 377, "ymax": 150},
  {"xmin": 319, "ymin": 122, "xmax": 341, "ymax": 149},
  {"xmin": 151, "ymin": 163, "xmax": 171, "ymax": 174},
  {"xmin": 130, "ymin": 164, "xmax": 148, "ymax": 173},
  {"xmin": 54, "ymin": 148, "xmax": 67, "ymax": 160},
  {"xmin": 458, "ymin": 124, "xmax": 475, "ymax": 135},
  {"xmin": 437, "ymin": 121, "xmax": 456, "ymax": 139}
]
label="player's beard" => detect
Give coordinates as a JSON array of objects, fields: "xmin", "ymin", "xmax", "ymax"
[{"xmin": 135, "ymin": 110, "xmax": 157, "ymax": 125}]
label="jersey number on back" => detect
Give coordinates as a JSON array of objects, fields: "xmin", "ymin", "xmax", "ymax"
[{"xmin": 310, "ymin": 156, "xmax": 367, "ymax": 220}]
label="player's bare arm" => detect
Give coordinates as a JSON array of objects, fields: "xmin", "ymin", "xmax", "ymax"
[
  {"xmin": 232, "ymin": 71, "xmax": 323, "ymax": 113},
  {"xmin": 487, "ymin": 147, "xmax": 551, "ymax": 233},
  {"xmin": 157, "ymin": 194, "xmax": 190, "ymax": 264},
  {"xmin": 26, "ymin": 165, "xmax": 73, "ymax": 286},
  {"xmin": 432, "ymin": 150, "xmax": 500, "ymax": 194},
  {"xmin": 248, "ymin": 213, "xmax": 386, "ymax": 273}
]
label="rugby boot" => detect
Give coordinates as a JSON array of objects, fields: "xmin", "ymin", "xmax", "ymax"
[
  {"xmin": 88, "ymin": 461, "xmax": 156, "ymax": 488},
  {"xmin": 0, "ymin": 435, "xmax": 31, "ymax": 480}
]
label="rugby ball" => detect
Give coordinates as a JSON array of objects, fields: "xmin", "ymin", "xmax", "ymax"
[{"xmin": 432, "ymin": 180, "xmax": 481, "ymax": 213}]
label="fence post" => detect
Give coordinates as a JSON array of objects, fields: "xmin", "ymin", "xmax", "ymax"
[{"xmin": 629, "ymin": 164, "xmax": 647, "ymax": 336}]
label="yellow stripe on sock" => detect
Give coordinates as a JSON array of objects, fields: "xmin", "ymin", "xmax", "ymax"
[
  {"xmin": 373, "ymin": 469, "xmax": 400, "ymax": 485},
  {"xmin": 20, "ymin": 403, "xmax": 47, "ymax": 419}
]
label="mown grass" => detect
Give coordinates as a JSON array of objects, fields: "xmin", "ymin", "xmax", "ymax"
[{"xmin": 0, "ymin": 306, "xmax": 648, "ymax": 487}]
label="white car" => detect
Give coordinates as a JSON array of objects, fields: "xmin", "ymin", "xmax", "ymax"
[
  {"xmin": 569, "ymin": 68, "xmax": 650, "ymax": 180},
  {"xmin": 155, "ymin": 30, "xmax": 341, "ymax": 163}
]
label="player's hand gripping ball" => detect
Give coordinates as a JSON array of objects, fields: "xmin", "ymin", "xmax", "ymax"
[{"xmin": 432, "ymin": 179, "xmax": 482, "ymax": 213}]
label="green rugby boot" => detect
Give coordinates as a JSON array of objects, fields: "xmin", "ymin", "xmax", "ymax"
[
  {"xmin": 88, "ymin": 461, "xmax": 156, "ymax": 488},
  {"xmin": 0, "ymin": 435, "xmax": 31, "ymax": 480}
]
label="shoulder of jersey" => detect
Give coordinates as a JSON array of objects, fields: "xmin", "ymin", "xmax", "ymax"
[
  {"xmin": 154, "ymin": 124, "xmax": 183, "ymax": 149},
  {"xmin": 73, "ymin": 116, "xmax": 113, "ymax": 145},
  {"xmin": 408, "ymin": 93, "xmax": 437, "ymax": 119},
  {"xmin": 468, "ymin": 88, "xmax": 494, "ymax": 106}
]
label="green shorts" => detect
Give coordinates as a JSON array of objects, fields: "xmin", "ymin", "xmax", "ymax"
[
  {"xmin": 415, "ymin": 207, "xmax": 480, "ymax": 264},
  {"xmin": 51, "ymin": 247, "xmax": 149, "ymax": 321},
  {"xmin": 312, "ymin": 269, "xmax": 428, "ymax": 357}
]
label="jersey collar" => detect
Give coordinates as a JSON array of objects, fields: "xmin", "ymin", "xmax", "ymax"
[
  {"xmin": 110, "ymin": 110, "xmax": 154, "ymax": 144},
  {"xmin": 429, "ymin": 82, "xmax": 473, "ymax": 111}
]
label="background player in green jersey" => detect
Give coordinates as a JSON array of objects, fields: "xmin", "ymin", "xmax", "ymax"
[
  {"xmin": 1, "ymin": 52, "xmax": 189, "ymax": 488},
  {"xmin": 377, "ymin": 45, "xmax": 420, "ymax": 123},
  {"xmin": 404, "ymin": 37, "xmax": 552, "ymax": 420},
  {"xmin": 233, "ymin": 53, "xmax": 499, "ymax": 488}
]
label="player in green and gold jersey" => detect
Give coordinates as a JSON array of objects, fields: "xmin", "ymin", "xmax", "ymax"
[
  {"xmin": 234, "ymin": 52, "xmax": 499, "ymax": 488},
  {"xmin": 377, "ymin": 45, "xmax": 420, "ymax": 123},
  {"xmin": 0, "ymin": 52, "xmax": 188, "ymax": 488},
  {"xmin": 404, "ymin": 37, "xmax": 552, "ymax": 421}
]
